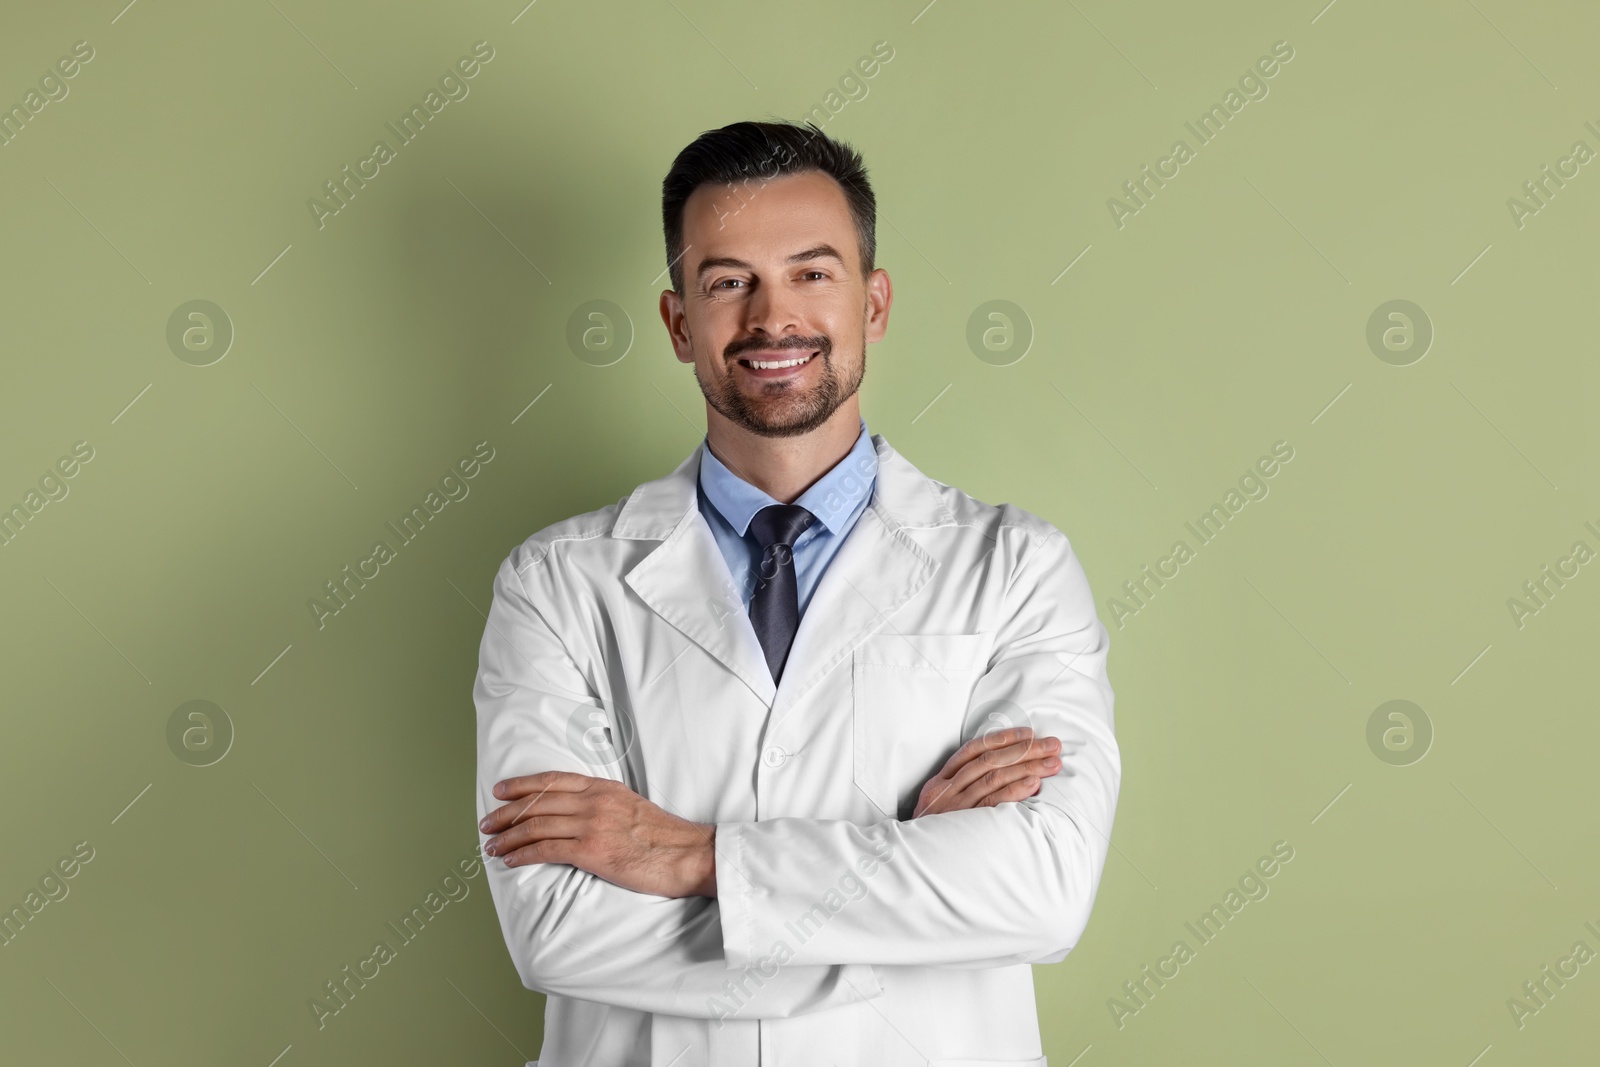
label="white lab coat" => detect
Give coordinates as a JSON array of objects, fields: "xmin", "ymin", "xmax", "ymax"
[{"xmin": 473, "ymin": 432, "xmax": 1120, "ymax": 1067}]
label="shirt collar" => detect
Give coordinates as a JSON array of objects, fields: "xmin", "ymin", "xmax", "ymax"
[{"xmin": 698, "ymin": 417, "xmax": 877, "ymax": 538}]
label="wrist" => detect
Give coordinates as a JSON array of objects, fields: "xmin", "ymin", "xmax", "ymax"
[{"xmin": 693, "ymin": 823, "xmax": 718, "ymax": 898}]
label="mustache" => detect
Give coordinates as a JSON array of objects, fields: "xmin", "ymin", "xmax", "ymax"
[{"xmin": 725, "ymin": 335, "xmax": 830, "ymax": 360}]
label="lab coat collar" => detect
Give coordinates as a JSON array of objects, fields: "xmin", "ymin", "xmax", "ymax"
[
  {"xmin": 615, "ymin": 431, "xmax": 952, "ymax": 539},
  {"xmin": 696, "ymin": 416, "xmax": 877, "ymax": 539},
  {"xmin": 617, "ymin": 432, "xmax": 956, "ymax": 714}
]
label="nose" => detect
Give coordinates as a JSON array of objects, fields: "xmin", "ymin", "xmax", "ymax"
[{"xmin": 742, "ymin": 278, "xmax": 801, "ymax": 341}]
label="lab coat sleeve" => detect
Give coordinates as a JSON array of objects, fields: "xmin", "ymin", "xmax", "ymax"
[
  {"xmin": 474, "ymin": 553, "xmax": 884, "ymax": 1018},
  {"xmin": 715, "ymin": 527, "xmax": 1121, "ymax": 970}
]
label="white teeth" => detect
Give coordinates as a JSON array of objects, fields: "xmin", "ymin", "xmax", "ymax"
[{"xmin": 743, "ymin": 353, "xmax": 814, "ymax": 370}]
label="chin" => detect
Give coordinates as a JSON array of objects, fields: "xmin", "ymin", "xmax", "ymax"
[
  {"xmin": 734, "ymin": 393, "xmax": 842, "ymax": 437},
  {"xmin": 696, "ymin": 361, "xmax": 858, "ymax": 439},
  {"xmin": 737, "ymin": 405, "xmax": 833, "ymax": 438}
]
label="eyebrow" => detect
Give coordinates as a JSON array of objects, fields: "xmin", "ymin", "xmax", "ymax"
[{"xmin": 694, "ymin": 244, "xmax": 847, "ymax": 283}]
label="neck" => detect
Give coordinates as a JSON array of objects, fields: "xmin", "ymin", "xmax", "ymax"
[{"xmin": 703, "ymin": 402, "xmax": 862, "ymax": 503}]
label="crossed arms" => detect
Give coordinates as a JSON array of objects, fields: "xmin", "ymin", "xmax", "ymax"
[
  {"xmin": 478, "ymin": 725, "xmax": 1064, "ymax": 898},
  {"xmin": 471, "ymin": 530, "xmax": 1120, "ymax": 1018}
]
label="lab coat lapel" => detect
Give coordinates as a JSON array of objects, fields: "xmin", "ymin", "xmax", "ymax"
[
  {"xmin": 768, "ymin": 434, "xmax": 955, "ymax": 724},
  {"xmin": 618, "ymin": 433, "xmax": 954, "ymax": 716},
  {"xmin": 620, "ymin": 443, "xmax": 779, "ymax": 707}
]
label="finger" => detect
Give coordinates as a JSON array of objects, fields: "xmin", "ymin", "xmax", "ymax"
[
  {"xmin": 945, "ymin": 729, "xmax": 1061, "ymax": 780},
  {"xmin": 480, "ymin": 795, "xmax": 543, "ymax": 835},
  {"xmin": 918, "ymin": 744, "xmax": 1041, "ymax": 815},
  {"xmin": 937, "ymin": 727, "xmax": 1032, "ymax": 778},
  {"xmin": 480, "ymin": 785, "xmax": 588, "ymax": 834},
  {"xmin": 486, "ymin": 813, "xmax": 580, "ymax": 858},
  {"xmin": 945, "ymin": 736, "xmax": 1060, "ymax": 796},
  {"xmin": 917, "ymin": 745, "xmax": 1062, "ymax": 817},
  {"xmin": 952, "ymin": 753, "xmax": 1060, "ymax": 806},
  {"xmin": 976, "ymin": 775, "xmax": 1041, "ymax": 808},
  {"xmin": 918, "ymin": 736, "xmax": 1057, "ymax": 816},
  {"xmin": 492, "ymin": 770, "xmax": 597, "ymax": 802},
  {"xmin": 967, "ymin": 771, "xmax": 1046, "ymax": 812},
  {"xmin": 482, "ymin": 772, "xmax": 601, "ymax": 832},
  {"xmin": 1009, "ymin": 756, "xmax": 1061, "ymax": 790},
  {"xmin": 481, "ymin": 793, "xmax": 585, "ymax": 840},
  {"xmin": 500, "ymin": 836, "xmax": 578, "ymax": 869},
  {"xmin": 916, "ymin": 773, "xmax": 964, "ymax": 816}
]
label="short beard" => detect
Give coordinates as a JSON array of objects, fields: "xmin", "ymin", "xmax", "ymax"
[{"xmin": 693, "ymin": 332, "xmax": 865, "ymax": 439}]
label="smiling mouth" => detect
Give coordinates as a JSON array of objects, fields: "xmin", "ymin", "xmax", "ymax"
[{"xmin": 736, "ymin": 351, "xmax": 819, "ymax": 372}]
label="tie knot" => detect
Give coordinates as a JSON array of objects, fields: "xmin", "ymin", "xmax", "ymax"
[{"xmin": 748, "ymin": 503, "xmax": 815, "ymax": 550}]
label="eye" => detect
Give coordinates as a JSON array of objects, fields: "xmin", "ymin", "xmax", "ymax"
[
  {"xmin": 712, "ymin": 278, "xmax": 745, "ymax": 290},
  {"xmin": 801, "ymin": 270, "xmax": 828, "ymax": 281}
]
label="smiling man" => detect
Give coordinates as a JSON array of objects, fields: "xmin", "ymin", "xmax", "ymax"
[{"xmin": 473, "ymin": 119, "xmax": 1121, "ymax": 1066}]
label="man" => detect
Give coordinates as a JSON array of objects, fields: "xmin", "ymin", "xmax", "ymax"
[{"xmin": 474, "ymin": 119, "xmax": 1120, "ymax": 1066}]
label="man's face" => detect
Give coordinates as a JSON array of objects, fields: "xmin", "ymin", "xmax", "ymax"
[{"xmin": 660, "ymin": 169, "xmax": 892, "ymax": 439}]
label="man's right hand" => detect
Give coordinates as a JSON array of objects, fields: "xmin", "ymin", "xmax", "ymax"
[{"xmin": 911, "ymin": 727, "xmax": 1062, "ymax": 819}]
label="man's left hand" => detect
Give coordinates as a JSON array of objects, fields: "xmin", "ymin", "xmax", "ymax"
[{"xmin": 479, "ymin": 771, "xmax": 717, "ymax": 899}]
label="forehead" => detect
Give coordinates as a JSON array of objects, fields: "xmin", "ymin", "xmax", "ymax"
[{"xmin": 682, "ymin": 170, "xmax": 856, "ymax": 265}]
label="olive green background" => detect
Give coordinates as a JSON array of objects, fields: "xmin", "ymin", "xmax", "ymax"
[{"xmin": 2, "ymin": 0, "xmax": 1596, "ymax": 1063}]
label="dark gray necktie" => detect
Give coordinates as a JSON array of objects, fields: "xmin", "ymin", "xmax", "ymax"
[{"xmin": 747, "ymin": 503, "xmax": 815, "ymax": 683}]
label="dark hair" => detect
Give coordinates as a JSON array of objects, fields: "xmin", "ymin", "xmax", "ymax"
[{"xmin": 661, "ymin": 119, "xmax": 876, "ymax": 295}]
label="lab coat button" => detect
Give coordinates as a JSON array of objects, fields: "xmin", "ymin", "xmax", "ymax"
[{"xmin": 761, "ymin": 745, "xmax": 789, "ymax": 768}]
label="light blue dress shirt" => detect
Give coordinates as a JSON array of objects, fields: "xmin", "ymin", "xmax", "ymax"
[{"xmin": 697, "ymin": 417, "xmax": 879, "ymax": 619}]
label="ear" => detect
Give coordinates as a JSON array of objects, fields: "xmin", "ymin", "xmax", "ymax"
[
  {"xmin": 864, "ymin": 268, "xmax": 893, "ymax": 345},
  {"xmin": 659, "ymin": 289, "xmax": 694, "ymax": 364}
]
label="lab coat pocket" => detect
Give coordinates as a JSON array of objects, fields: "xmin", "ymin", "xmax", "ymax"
[{"xmin": 852, "ymin": 632, "xmax": 992, "ymax": 820}]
